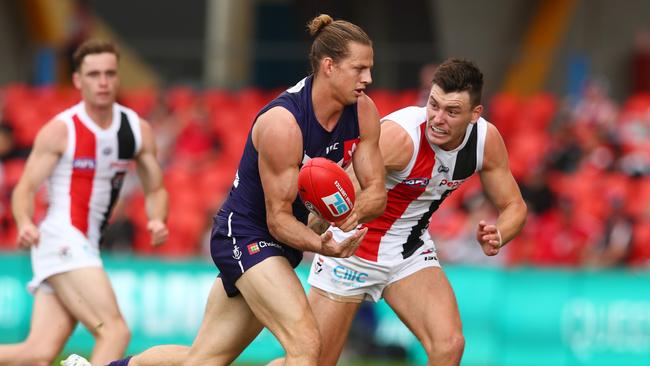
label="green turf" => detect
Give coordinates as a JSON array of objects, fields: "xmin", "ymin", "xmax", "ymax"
[{"xmin": 54, "ymin": 356, "xmax": 411, "ymax": 366}]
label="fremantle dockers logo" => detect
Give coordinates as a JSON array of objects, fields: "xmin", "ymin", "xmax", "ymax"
[
  {"xmin": 304, "ymin": 201, "xmax": 318, "ymax": 215},
  {"xmin": 232, "ymin": 245, "xmax": 242, "ymax": 260}
]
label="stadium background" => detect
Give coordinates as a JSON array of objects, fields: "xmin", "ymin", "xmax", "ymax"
[{"xmin": 1, "ymin": 0, "xmax": 650, "ymax": 365}]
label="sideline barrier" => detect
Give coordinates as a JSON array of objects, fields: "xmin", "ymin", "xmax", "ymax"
[{"xmin": 0, "ymin": 253, "xmax": 649, "ymax": 365}]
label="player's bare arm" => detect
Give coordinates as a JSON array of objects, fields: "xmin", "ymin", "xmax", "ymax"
[
  {"xmin": 256, "ymin": 107, "xmax": 367, "ymax": 257},
  {"xmin": 135, "ymin": 118, "xmax": 169, "ymax": 246},
  {"xmin": 378, "ymin": 120, "xmax": 413, "ymax": 173},
  {"xmin": 338, "ymin": 119, "xmax": 411, "ymax": 232},
  {"xmin": 342, "ymin": 94, "xmax": 386, "ymax": 231},
  {"xmin": 11, "ymin": 119, "xmax": 67, "ymax": 248},
  {"xmin": 344, "ymin": 119, "xmax": 412, "ymax": 187},
  {"xmin": 477, "ymin": 123, "xmax": 527, "ymax": 255}
]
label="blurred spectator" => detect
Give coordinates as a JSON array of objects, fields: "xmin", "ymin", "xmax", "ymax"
[
  {"xmin": 0, "ymin": 125, "xmax": 16, "ymax": 161},
  {"xmin": 581, "ymin": 198, "xmax": 634, "ymax": 268},
  {"xmin": 525, "ymin": 197, "xmax": 600, "ymax": 267},
  {"xmin": 417, "ymin": 62, "xmax": 437, "ymax": 105},
  {"xmin": 0, "ymin": 125, "xmax": 22, "ymax": 248},
  {"xmin": 147, "ymin": 97, "xmax": 181, "ymax": 167},
  {"xmin": 631, "ymin": 27, "xmax": 650, "ymax": 93},
  {"xmin": 168, "ymin": 91, "xmax": 220, "ymax": 165},
  {"xmin": 548, "ymin": 123, "xmax": 584, "ymax": 173},
  {"xmin": 570, "ymin": 77, "xmax": 618, "ymax": 131},
  {"xmin": 519, "ymin": 166, "xmax": 556, "ymax": 215},
  {"xmin": 62, "ymin": 0, "xmax": 93, "ymax": 79}
]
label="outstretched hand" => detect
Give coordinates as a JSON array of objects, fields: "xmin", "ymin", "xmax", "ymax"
[
  {"xmin": 319, "ymin": 227, "xmax": 368, "ymax": 258},
  {"xmin": 476, "ymin": 220, "xmax": 502, "ymax": 256}
]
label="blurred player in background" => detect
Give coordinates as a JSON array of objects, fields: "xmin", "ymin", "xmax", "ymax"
[
  {"xmin": 83, "ymin": 13, "xmax": 386, "ymax": 366},
  {"xmin": 0, "ymin": 39, "xmax": 169, "ymax": 366},
  {"xmin": 304, "ymin": 58, "xmax": 528, "ymax": 365}
]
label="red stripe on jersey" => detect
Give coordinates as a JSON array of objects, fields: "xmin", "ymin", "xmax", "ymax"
[
  {"xmin": 70, "ymin": 115, "xmax": 96, "ymax": 235},
  {"xmin": 356, "ymin": 123, "xmax": 436, "ymax": 261}
]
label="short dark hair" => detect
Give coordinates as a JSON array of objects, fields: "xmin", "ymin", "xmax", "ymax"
[
  {"xmin": 432, "ymin": 58, "xmax": 484, "ymax": 107},
  {"xmin": 306, "ymin": 14, "xmax": 372, "ymax": 74},
  {"xmin": 72, "ymin": 39, "xmax": 120, "ymax": 72}
]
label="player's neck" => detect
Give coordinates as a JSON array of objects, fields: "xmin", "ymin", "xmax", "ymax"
[
  {"xmin": 84, "ymin": 102, "xmax": 114, "ymax": 129},
  {"xmin": 311, "ymin": 79, "xmax": 344, "ymax": 132}
]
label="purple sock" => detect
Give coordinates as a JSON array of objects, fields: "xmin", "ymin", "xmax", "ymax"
[{"xmin": 106, "ymin": 356, "xmax": 132, "ymax": 366}]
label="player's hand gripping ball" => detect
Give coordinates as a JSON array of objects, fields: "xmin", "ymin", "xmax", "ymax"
[{"xmin": 298, "ymin": 157, "xmax": 356, "ymax": 223}]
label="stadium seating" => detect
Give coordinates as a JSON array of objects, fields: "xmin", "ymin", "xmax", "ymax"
[{"xmin": 1, "ymin": 85, "xmax": 649, "ymax": 268}]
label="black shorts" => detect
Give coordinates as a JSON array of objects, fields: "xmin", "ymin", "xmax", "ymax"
[{"xmin": 210, "ymin": 211, "xmax": 303, "ymax": 297}]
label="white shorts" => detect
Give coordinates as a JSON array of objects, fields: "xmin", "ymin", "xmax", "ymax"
[
  {"xmin": 307, "ymin": 241, "xmax": 440, "ymax": 303},
  {"xmin": 28, "ymin": 220, "xmax": 103, "ymax": 294}
]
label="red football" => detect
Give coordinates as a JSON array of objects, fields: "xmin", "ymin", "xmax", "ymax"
[{"xmin": 298, "ymin": 157, "xmax": 356, "ymax": 222}]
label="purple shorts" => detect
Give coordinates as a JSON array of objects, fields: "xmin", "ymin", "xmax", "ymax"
[{"xmin": 210, "ymin": 211, "xmax": 303, "ymax": 297}]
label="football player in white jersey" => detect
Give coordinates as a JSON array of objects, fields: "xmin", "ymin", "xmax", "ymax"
[
  {"xmin": 2, "ymin": 39, "xmax": 169, "ymax": 366},
  {"xmin": 303, "ymin": 58, "xmax": 528, "ymax": 365}
]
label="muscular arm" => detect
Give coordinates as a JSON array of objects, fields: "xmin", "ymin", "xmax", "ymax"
[
  {"xmin": 256, "ymin": 107, "xmax": 365, "ymax": 256},
  {"xmin": 256, "ymin": 107, "xmax": 323, "ymax": 252},
  {"xmin": 135, "ymin": 119, "xmax": 169, "ymax": 245},
  {"xmin": 12, "ymin": 120, "xmax": 67, "ymax": 247},
  {"xmin": 478, "ymin": 123, "xmax": 527, "ymax": 247},
  {"xmin": 346, "ymin": 95, "xmax": 386, "ymax": 224},
  {"xmin": 336, "ymin": 119, "xmax": 412, "ymax": 232},
  {"xmin": 378, "ymin": 120, "xmax": 413, "ymax": 174}
]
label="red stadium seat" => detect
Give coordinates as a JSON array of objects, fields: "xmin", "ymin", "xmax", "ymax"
[
  {"xmin": 119, "ymin": 88, "xmax": 158, "ymax": 116},
  {"xmin": 2, "ymin": 159, "xmax": 26, "ymax": 188},
  {"xmin": 488, "ymin": 93, "xmax": 522, "ymax": 140}
]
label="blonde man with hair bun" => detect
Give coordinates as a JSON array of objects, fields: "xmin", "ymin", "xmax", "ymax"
[{"xmin": 68, "ymin": 14, "xmax": 386, "ymax": 366}]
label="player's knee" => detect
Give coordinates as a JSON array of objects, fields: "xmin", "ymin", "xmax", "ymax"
[
  {"xmin": 24, "ymin": 347, "xmax": 59, "ymax": 366},
  {"xmin": 95, "ymin": 317, "xmax": 131, "ymax": 343},
  {"xmin": 426, "ymin": 332, "xmax": 465, "ymax": 360},
  {"xmin": 285, "ymin": 326, "xmax": 321, "ymax": 359},
  {"xmin": 22, "ymin": 338, "xmax": 62, "ymax": 365}
]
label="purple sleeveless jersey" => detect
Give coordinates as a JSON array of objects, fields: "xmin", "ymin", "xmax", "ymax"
[{"xmin": 211, "ymin": 75, "xmax": 361, "ymax": 296}]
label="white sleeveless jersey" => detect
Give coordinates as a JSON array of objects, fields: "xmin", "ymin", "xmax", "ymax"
[
  {"xmin": 41, "ymin": 102, "xmax": 142, "ymax": 246},
  {"xmin": 354, "ymin": 106, "xmax": 488, "ymax": 263}
]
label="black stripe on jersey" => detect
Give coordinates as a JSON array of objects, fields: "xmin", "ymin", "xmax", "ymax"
[
  {"xmin": 99, "ymin": 171, "xmax": 126, "ymax": 241},
  {"xmin": 117, "ymin": 112, "xmax": 136, "ymax": 159},
  {"xmin": 452, "ymin": 124, "xmax": 477, "ymax": 180},
  {"xmin": 402, "ymin": 190, "xmax": 452, "ymax": 259}
]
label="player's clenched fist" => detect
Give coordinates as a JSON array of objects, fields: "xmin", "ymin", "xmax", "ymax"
[
  {"xmin": 17, "ymin": 223, "xmax": 40, "ymax": 248},
  {"xmin": 147, "ymin": 219, "xmax": 169, "ymax": 246},
  {"xmin": 476, "ymin": 220, "xmax": 502, "ymax": 256}
]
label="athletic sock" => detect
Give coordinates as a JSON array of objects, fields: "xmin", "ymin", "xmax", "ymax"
[{"xmin": 106, "ymin": 356, "xmax": 132, "ymax": 366}]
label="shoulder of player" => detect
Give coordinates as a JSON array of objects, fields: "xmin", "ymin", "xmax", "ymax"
[
  {"xmin": 253, "ymin": 107, "xmax": 303, "ymax": 165},
  {"xmin": 380, "ymin": 119, "xmax": 413, "ymax": 171},
  {"xmin": 137, "ymin": 116, "xmax": 153, "ymax": 135},
  {"xmin": 253, "ymin": 106, "xmax": 302, "ymax": 148},
  {"xmin": 381, "ymin": 106, "xmax": 425, "ymax": 125},
  {"xmin": 33, "ymin": 118, "xmax": 68, "ymax": 153},
  {"xmin": 356, "ymin": 93, "xmax": 380, "ymax": 122},
  {"xmin": 481, "ymin": 120, "xmax": 508, "ymax": 169},
  {"xmin": 36, "ymin": 118, "xmax": 68, "ymax": 141},
  {"xmin": 357, "ymin": 92, "xmax": 379, "ymax": 112}
]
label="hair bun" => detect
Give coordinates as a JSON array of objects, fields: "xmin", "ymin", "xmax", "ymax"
[{"xmin": 307, "ymin": 14, "xmax": 333, "ymax": 37}]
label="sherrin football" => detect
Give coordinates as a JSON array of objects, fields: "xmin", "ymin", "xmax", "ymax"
[{"xmin": 298, "ymin": 157, "xmax": 356, "ymax": 222}]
